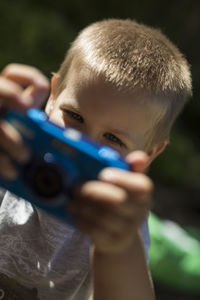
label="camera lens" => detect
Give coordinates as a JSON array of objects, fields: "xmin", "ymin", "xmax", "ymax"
[
  {"xmin": 24, "ymin": 160, "xmax": 64, "ymax": 201},
  {"xmin": 33, "ymin": 164, "xmax": 62, "ymax": 198}
]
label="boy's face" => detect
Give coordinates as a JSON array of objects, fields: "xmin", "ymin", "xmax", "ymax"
[{"xmin": 45, "ymin": 66, "xmax": 162, "ymax": 157}]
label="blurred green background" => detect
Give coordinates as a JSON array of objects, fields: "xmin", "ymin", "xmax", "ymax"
[{"xmin": 0, "ymin": 0, "xmax": 199, "ymax": 298}]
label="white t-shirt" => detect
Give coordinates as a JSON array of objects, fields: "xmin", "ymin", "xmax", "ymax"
[{"xmin": 0, "ymin": 189, "xmax": 150, "ymax": 300}]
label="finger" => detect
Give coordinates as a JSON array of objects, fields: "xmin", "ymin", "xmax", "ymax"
[
  {"xmin": 0, "ymin": 77, "xmax": 27, "ymax": 110},
  {"xmin": 73, "ymin": 180, "xmax": 128, "ymax": 206},
  {"xmin": 98, "ymin": 168, "xmax": 153, "ymax": 204},
  {"xmin": 22, "ymin": 85, "xmax": 49, "ymax": 108},
  {"xmin": 72, "ymin": 201, "xmax": 146, "ymax": 235},
  {"xmin": 69, "ymin": 188, "xmax": 147, "ymax": 220},
  {"xmin": 126, "ymin": 150, "xmax": 150, "ymax": 173},
  {"xmin": 2, "ymin": 64, "xmax": 50, "ymax": 108},
  {"xmin": 2, "ymin": 64, "xmax": 49, "ymax": 89},
  {"xmin": 0, "ymin": 153, "xmax": 17, "ymax": 179},
  {"xmin": 0, "ymin": 120, "xmax": 31, "ymax": 163},
  {"xmin": 69, "ymin": 200, "xmax": 131, "ymax": 232},
  {"xmin": 71, "ymin": 180, "xmax": 149, "ymax": 223}
]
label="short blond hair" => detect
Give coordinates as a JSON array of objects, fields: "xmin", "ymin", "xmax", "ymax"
[{"xmin": 55, "ymin": 19, "xmax": 192, "ymax": 148}]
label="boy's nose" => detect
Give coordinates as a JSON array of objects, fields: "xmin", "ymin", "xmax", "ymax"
[{"xmin": 83, "ymin": 127, "xmax": 101, "ymax": 143}]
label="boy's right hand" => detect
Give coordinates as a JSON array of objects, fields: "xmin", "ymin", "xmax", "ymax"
[{"xmin": 0, "ymin": 64, "xmax": 49, "ymax": 179}]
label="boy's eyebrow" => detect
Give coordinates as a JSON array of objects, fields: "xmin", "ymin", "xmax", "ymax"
[
  {"xmin": 61, "ymin": 103, "xmax": 84, "ymax": 116},
  {"xmin": 61, "ymin": 103, "xmax": 80, "ymax": 111}
]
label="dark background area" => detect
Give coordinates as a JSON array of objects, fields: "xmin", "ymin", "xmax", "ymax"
[{"xmin": 0, "ymin": 0, "xmax": 200, "ymax": 298}]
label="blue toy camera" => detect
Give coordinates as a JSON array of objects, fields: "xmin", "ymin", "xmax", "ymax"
[{"xmin": 0, "ymin": 108, "xmax": 130, "ymax": 225}]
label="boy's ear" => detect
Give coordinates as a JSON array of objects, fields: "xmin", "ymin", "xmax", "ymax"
[
  {"xmin": 45, "ymin": 73, "xmax": 59, "ymax": 115},
  {"xmin": 147, "ymin": 140, "xmax": 168, "ymax": 165},
  {"xmin": 51, "ymin": 73, "xmax": 59, "ymax": 96}
]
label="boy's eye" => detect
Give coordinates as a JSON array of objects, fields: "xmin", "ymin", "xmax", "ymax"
[
  {"xmin": 104, "ymin": 132, "xmax": 124, "ymax": 147},
  {"xmin": 64, "ymin": 110, "xmax": 84, "ymax": 123}
]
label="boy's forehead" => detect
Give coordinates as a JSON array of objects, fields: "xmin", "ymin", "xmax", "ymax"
[
  {"xmin": 66, "ymin": 64, "xmax": 164, "ymax": 114},
  {"xmin": 67, "ymin": 62, "xmax": 104, "ymax": 92}
]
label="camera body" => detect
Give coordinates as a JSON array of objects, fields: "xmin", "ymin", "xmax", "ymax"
[{"xmin": 0, "ymin": 108, "xmax": 130, "ymax": 225}]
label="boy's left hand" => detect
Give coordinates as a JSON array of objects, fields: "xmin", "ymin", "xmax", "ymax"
[{"xmin": 68, "ymin": 151, "xmax": 153, "ymax": 254}]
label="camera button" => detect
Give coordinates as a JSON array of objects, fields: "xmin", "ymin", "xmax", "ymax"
[
  {"xmin": 98, "ymin": 146, "xmax": 120, "ymax": 160},
  {"xmin": 64, "ymin": 128, "xmax": 81, "ymax": 141}
]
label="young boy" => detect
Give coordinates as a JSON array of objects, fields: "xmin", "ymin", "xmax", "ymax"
[{"xmin": 0, "ymin": 19, "xmax": 192, "ymax": 300}]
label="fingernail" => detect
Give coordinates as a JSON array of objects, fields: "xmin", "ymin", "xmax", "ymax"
[
  {"xmin": 21, "ymin": 95, "xmax": 34, "ymax": 106},
  {"xmin": 99, "ymin": 169, "xmax": 116, "ymax": 181}
]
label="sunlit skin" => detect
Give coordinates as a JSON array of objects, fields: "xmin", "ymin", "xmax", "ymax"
[{"xmin": 46, "ymin": 66, "xmax": 161, "ymax": 157}]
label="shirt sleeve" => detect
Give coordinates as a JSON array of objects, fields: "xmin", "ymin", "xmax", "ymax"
[{"xmin": 140, "ymin": 216, "xmax": 150, "ymax": 261}]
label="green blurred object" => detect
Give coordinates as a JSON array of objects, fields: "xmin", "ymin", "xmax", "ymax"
[{"xmin": 149, "ymin": 213, "xmax": 200, "ymax": 294}]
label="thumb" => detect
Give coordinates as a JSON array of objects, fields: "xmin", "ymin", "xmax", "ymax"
[
  {"xmin": 3, "ymin": 64, "xmax": 50, "ymax": 109},
  {"xmin": 126, "ymin": 150, "xmax": 150, "ymax": 173}
]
